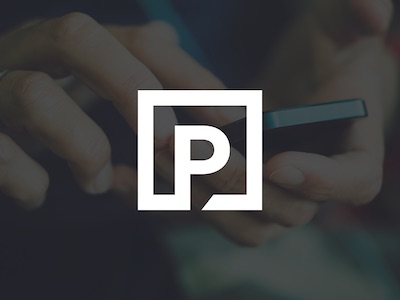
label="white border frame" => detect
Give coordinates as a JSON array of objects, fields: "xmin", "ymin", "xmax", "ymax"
[{"xmin": 137, "ymin": 90, "xmax": 263, "ymax": 211}]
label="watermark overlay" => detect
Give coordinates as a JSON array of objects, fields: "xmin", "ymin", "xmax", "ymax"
[{"xmin": 137, "ymin": 90, "xmax": 262, "ymax": 211}]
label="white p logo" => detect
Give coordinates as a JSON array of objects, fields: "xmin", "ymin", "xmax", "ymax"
[{"xmin": 137, "ymin": 90, "xmax": 263, "ymax": 211}]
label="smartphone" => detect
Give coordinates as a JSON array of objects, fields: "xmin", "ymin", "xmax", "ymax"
[{"xmin": 220, "ymin": 99, "xmax": 367, "ymax": 156}]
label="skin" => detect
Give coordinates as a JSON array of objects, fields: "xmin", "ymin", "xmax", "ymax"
[
  {"xmin": 115, "ymin": 0, "xmax": 398, "ymax": 246},
  {"xmin": 0, "ymin": 0, "xmax": 397, "ymax": 246}
]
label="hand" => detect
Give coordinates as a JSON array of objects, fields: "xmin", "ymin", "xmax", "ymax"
[
  {"xmin": 114, "ymin": 0, "xmax": 398, "ymax": 247},
  {"xmin": 256, "ymin": 0, "xmax": 397, "ymax": 241},
  {"xmin": 0, "ymin": 13, "xmax": 219, "ymax": 208}
]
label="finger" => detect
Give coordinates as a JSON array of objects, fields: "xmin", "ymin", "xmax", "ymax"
[
  {"xmin": 0, "ymin": 133, "xmax": 49, "ymax": 208},
  {"xmin": 195, "ymin": 178, "xmax": 290, "ymax": 246},
  {"xmin": 0, "ymin": 13, "xmax": 176, "ymax": 149},
  {"xmin": 191, "ymin": 140, "xmax": 319, "ymax": 226},
  {"xmin": 114, "ymin": 154, "xmax": 286, "ymax": 247},
  {"xmin": 0, "ymin": 70, "xmax": 112, "ymax": 194},
  {"xmin": 261, "ymin": 182, "xmax": 320, "ymax": 227},
  {"xmin": 204, "ymin": 211, "xmax": 287, "ymax": 247},
  {"xmin": 315, "ymin": 0, "xmax": 393, "ymax": 44},
  {"xmin": 265, "ymin": 150, "xmax": 383, "ymax": 205},
  {"xmin": 110, "ymin": 22, "xmax": 248, "ymax": 139},
  {"xmin": 156, "ymin": 149, "xmax": 286, "ymax": 246},
  {"xmin": 108, "ymin": 21, "xmax": 225, "ymax": 90},
  {"xmin": 184, "ymin": 106, "xmax": 246, "ymax": 127},
  {"xmin": 159, "ymin": 145, "xmax": 318, "ymax": 228},
  {"xmin": 189, "ymin": 140, "xmax": 246, "ymax": 194},
  {"xmin": 345, "ymin": 0, "xmax": 393, "ymax": 34},
  {"xmin": 108, "ymin": 22, "xmax": 241, "ymax": 127}
]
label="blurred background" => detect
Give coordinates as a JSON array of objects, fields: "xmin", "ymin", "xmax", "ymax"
[{"xmin": 1, "ymin": 0, "xmax": 400, "ymax": 299}]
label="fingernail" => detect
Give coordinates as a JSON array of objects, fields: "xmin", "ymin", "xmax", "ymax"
[
  {"xmin": 269, "ymin": 166, "xmax": 305, "ymax": 188},
  {"xmin": 88, "ymin": 162, "xmax": 113, "ymax": 194}
]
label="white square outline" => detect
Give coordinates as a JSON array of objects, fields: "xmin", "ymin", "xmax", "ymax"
[{"xmin": 137, "ymin": 90, "xmax": 263, "ymax": 211}]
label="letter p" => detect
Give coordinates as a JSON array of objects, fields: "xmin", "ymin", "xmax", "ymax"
[
  {"xmin": 174, "ymin": 125, "xmax": 231, "ymax": 207},
  {"xmin": 137, "ymin": 90, "xmax": 262, "ymax": 211}
]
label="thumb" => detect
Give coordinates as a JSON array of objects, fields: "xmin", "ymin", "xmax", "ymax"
[{"xmin": 265, "ymin": 151, "xmax": 383, "ymax": 205}]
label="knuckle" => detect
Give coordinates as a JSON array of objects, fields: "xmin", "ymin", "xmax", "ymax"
[
  {"xmin": 9, "ymin": 72, "xmax": 52, "ymax": 115},
  {"xmin": 0, "ymin": 134, "xmax": 17, "ymax": 165},
  {"xmin": 48, "ymin": 12, "xmax": 99, "ymax": 45}
]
